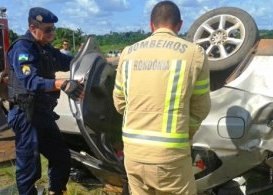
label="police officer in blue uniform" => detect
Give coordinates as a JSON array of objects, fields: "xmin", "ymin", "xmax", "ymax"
[{"xmin": 7, "ymin": 7, "xmax": 83, "ymax": 195}]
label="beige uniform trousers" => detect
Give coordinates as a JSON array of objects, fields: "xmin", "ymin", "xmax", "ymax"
[{"xmin": 124, "ymin": 156, "xmax": 197, "ymax": 195}]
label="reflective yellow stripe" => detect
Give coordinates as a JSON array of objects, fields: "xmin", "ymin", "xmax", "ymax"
[
  {"xmin": 172, "ymin": 60, "xmax": 186, "ymax": 133},
  {"xmin": 162, "ymin": 61, "xmax": 175, "ymax": 132},
  {"xmin": 122, "ymin": 60, "xmax": 132, "ymax": 129},
  {"xmin": 113, "ymin": 89, "xmax": 123, "ymax": 95},
  {"xmin": 124, "ymin": 129, "xmax": 189, "ymax": 138},
  {"xmin": 122, "ymin": 61, "xmax": 130, "ymax": 99},
  {"xmin": 123, "ymin": 129, "xmax": 189, "ymax": 148},
  {"xmin": 123, "ymin": 136, "xmax": 189, "ymax": 148},
  {"xmin": 193, "ymin": 78, "xmax": 210, "ymax": 95},
  {"xmin": 162, "ymin": 60, "xmax": 186, "ymax": 133},
  {"xmin": 195, "ymin": 78, "xmax": 209, "ymax": 85},
  {"xmin": 113, "ymin": 89, "xmax": 124, "ymax": 95},
  {"xmin": 114, "ymin": 81, "xmax": 123, "ymax": 95},
  {"xmin": 115, "ymin": 80, "xmax": 123, "ymax": 89}
]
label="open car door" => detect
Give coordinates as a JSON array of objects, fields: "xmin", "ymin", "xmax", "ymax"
[{"xmin": 67, "ymin": 37, "xmax": 127, "ymax": 188}]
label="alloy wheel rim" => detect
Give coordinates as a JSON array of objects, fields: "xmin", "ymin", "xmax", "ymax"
[{"xmin": 193, "ymin": 14, "xmax": 245, "ymax": 61}]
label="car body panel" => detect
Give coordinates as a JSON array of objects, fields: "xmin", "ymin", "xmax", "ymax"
[
  {"xmin": 54, "ymin": 72, "xmax": 80, "ymax": 134},
  {"xmin": 193, "ymin": 53, "xmax": 273, "ymax": 191},
  {"xmin": 227, "ymin": 56, "xmax": 273, "ymax": 97}
]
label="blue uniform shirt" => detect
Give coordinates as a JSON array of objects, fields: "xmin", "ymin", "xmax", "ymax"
[
  {"xmin": 8, "ymin": 31, "xmax": 72, "ymax": 113},
  {"xmin": 8, "ymin": 31, "xmax": 72, "ymax": 92}
]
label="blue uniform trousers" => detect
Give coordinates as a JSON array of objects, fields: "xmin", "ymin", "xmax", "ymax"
[{"xmin": 8, "ymin": 107, "xmax": 71, "ymax": 195}]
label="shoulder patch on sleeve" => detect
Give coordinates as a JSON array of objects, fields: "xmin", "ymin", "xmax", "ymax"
[
  {"xmin": 18, "ymin": 53, "xmax": 29, "ymax": 62},
  {"xmin": 21, "ymin": 65, "xmax": 31, "ymax": 75}
]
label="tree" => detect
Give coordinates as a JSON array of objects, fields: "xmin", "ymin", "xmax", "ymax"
[
  {"xmin": 9, "ymin": 29, "xmax": 19, "ymax": 43},
  {"xmin": 260, "ymin": 30, "xmax": 273, "ymax": 39},
  {"xmin": 53, "ymin": 27, "xmax": 86, "ymax": 54}
]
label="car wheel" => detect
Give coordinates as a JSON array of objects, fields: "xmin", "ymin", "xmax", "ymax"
[{"xmin": 186, "ymin": 7, "xmax": 259, "ymax": 71}]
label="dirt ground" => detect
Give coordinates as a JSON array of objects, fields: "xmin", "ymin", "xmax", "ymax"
[{"xmin": 0, "ymin": 129, "xmax": 15, "ymax": 163}]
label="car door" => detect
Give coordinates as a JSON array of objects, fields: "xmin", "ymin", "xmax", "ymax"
[
  {"xmin": 66, "ymin": 36, "xmax": 125, "ymax": 187},
  {"xmin": 70, "ymin": 36, "xmax": 123, "ymax": 158}
]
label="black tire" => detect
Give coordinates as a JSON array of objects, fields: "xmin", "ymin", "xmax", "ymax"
[{"xmin": 186, "ymin": 7, "xmax": 259, "ymax": 71}]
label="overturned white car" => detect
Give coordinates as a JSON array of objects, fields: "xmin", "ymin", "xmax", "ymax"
[{"xmin": 1, "ymin": 7, "xmax": 273, "ymax": 195}]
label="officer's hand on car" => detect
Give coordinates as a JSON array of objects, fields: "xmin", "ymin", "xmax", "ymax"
[{"xmin": 61, "ymin": 79, "xmax": 84, "ymax": 101}]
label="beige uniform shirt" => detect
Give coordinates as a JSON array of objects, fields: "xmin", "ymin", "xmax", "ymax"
[{"xmin": 113, "ymin": 28, "xmax": 211, "ymax": 163}]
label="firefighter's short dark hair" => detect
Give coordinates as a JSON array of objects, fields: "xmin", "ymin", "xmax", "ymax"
[{"xmin": 151, "ymin": 1, "xmax": 182, "ymax": 28}]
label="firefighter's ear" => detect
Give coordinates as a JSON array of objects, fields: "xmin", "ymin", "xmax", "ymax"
[
  {"xmin": 174, "ymin": 20, "xmax": 182, "ymax": 34},
  {"xmin": 150, "ymin": 22, "xmax": 156, "ymax": 32}
]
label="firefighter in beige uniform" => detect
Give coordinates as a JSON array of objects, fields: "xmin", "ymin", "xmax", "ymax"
[{"xmin": 113, "ymin": 1, "xmax": 211, "ymax": 194}]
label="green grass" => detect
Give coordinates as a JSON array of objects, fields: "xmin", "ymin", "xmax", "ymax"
[
  {"xmin": 99, "ymin": 43, "xmax": 126, "ymax": 54},
  {"xmin": 0, "ymin": 156, "xmax": 121, "ymax": 195},
  {"xmin": 0, "ymin": 160, "xmax": 16, "ymax": 188},
  {"xmin": 4, "ymin": 156, "xmax": 273, "ymax": 195}
]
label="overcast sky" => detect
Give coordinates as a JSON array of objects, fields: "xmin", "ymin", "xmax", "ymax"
[{"xmin": 2, "ymin": 0, "xmax": 273, "ymax": 35}]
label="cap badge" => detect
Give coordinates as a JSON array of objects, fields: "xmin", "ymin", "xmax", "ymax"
[{"xmin": 36, "ymin": 15, "xmax": 43, "ymax": 22}]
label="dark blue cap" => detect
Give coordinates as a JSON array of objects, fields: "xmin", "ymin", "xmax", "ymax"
[{"xmin": 29, "ymin": 7, "xmax": 58, "ymax": 23}]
